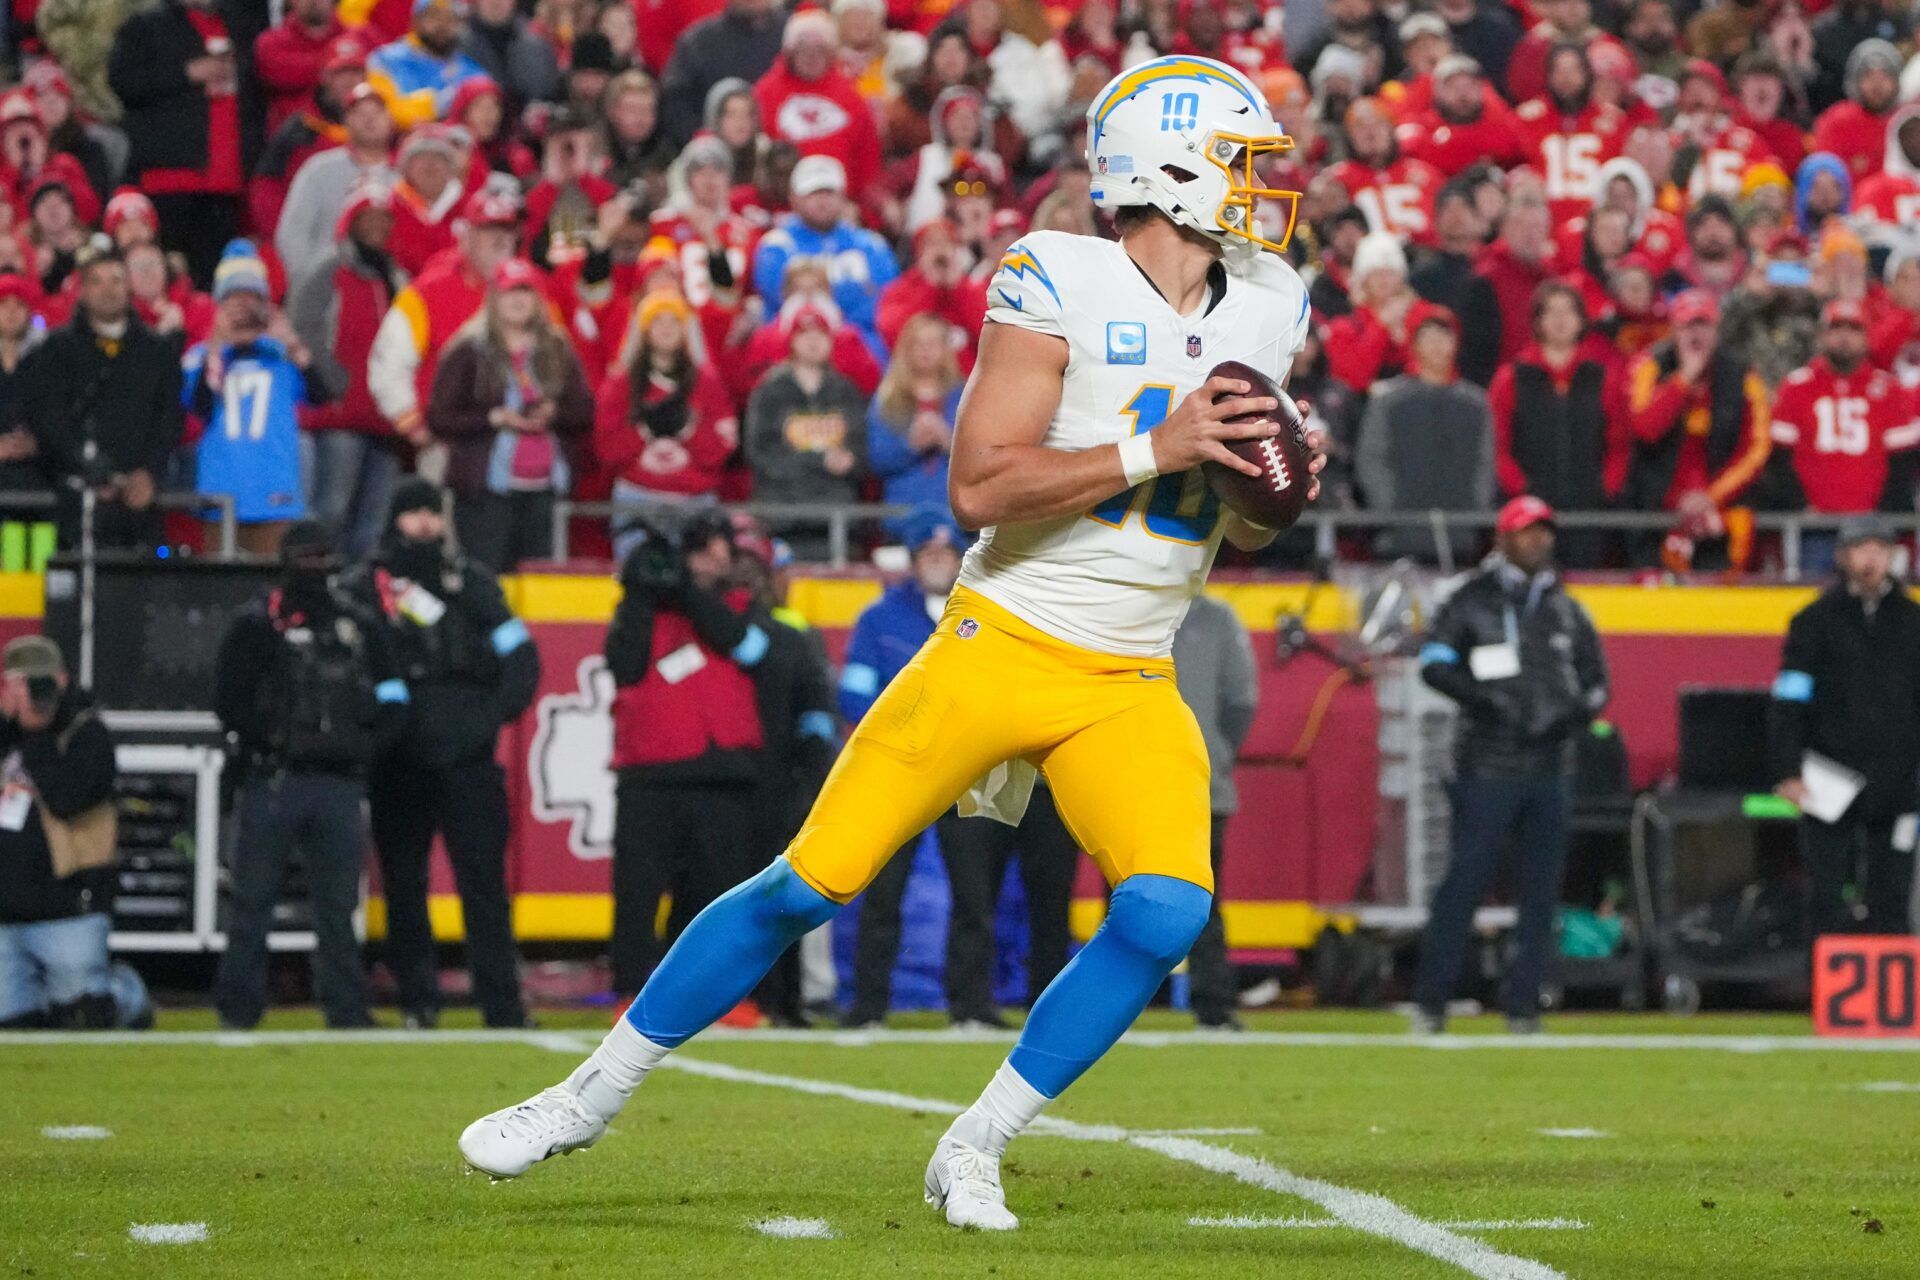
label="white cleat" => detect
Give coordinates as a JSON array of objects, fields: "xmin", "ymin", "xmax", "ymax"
[
  {"xmin": 924, "ymin": 1136, "xmax": 1020, "ymax": 1231},
  {"xmin": 458, "ymin": 1085, "xmax": 607, "ymax": 1180}
]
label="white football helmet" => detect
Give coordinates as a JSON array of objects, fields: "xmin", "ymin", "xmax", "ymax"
[{"xmin": 1086, "ymin": 56, "xmax": 1301, "ymax": 264}]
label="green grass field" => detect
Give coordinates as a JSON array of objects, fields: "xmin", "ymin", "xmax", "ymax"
[{"xmin": 5, "ymin": 1009, "xmax": 1917, "ymax": 1279}]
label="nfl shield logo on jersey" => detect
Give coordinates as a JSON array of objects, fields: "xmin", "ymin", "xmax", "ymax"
[{"xmin": 1186, "ymin": 333, "xmax": 1203, "ymax": 358}]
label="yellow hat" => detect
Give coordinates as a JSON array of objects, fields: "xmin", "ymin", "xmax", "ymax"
[
  {"xmin": 633, "ymin": 288, "xmax": 693, "ymax": 335},
  {"xmin": 1819, "ymin": 224, "xmax": 1867, "ymax": 264},
  {"xmin": 1740, "ymin": 161, "xmax": 1790, "ymax": 197}
]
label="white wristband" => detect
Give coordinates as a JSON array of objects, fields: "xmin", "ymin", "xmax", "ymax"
[{"xmin": 1117, "ymin": 433, "xmax": 1159, "ymax": 488}]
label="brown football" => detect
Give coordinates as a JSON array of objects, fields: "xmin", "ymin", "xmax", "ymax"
[{"xmin": 1201, "ymin": 359, "xmax": 1313, "ymax": 532}]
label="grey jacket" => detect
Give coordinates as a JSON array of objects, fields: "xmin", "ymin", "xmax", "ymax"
[
  {"xmin": 1172, "ymin": 595, "xmax": 1260, "ymax": 815},
  {"xmin": 275, "ymin": 153, "xmax": 395, "ymax": 294},
  {"xmin": 1354, "ymin": 373, "xmax": 1495, "ymax": 563}
]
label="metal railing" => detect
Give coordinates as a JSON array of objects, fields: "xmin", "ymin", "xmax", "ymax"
[
  {"xmin": 550, "ymin": 498, "xmax": 1920, "ymax": 579},
  {"xmin": 0, "ymin": 490, "xmax": 240, "ymax": 559}
]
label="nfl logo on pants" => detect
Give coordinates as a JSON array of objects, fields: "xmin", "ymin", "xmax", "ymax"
[{"xmin": 957, "ymin": 618, "xmax": 979, "ymax": 639}]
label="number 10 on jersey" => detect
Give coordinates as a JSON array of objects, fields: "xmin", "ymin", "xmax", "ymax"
[{"xmin": 1089, "ymin": 384, "xmax": 1222, "ymax": 544}]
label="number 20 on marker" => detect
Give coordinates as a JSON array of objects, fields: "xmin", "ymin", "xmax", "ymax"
[{"xmin": 1813, "ymin": 935, "xmax": 1920, "ymax": 1037}]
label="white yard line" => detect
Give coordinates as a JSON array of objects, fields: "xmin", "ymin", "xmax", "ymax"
[
  {"xmin": 1855, "ymin": 1081, "xmax": 1920, "ymax": 1091},
  {"xmin": 1134, "ymin": 1126, "xmax": 1264, "ymax": 1136},
  {"xmin": 8, "ymin": 1026, "xmax": 1920, "ymax": 1053},
  {"xmin": 41, "ymin": 1124, "xmax": 111, "ymax": 1140},
  {"xmin": 1536, "ymin": 1128, "xmax": 1610, "ymax": 1139},
  {"xmin": 128, "ymin": 1223, "xmax": 207, "ymax": 1245},
  {"xmin": 656, "ymin": 1055, "xmax": 1569, "ymax": 1280},
  {"xmin": 752, "ymin": 1216, "xmax": 835, "ymax": 1239},
  {"xmin": 1190, "ymin": 1215, "xmax": 1589, "ymax": 1231}
]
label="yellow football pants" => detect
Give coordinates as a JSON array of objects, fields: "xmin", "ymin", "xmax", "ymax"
[{"xmin": 784, "ymin": 586, "xmax": 1213, "ymax": 903}]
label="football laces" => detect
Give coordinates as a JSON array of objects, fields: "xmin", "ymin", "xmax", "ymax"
[{"xmin": 1259, "ymin": 437, "xmax": 1290, "ymax": 492}]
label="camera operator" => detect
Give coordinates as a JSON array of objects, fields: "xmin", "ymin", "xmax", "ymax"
[
  {"xmin": 605, "ymin": 510, "xmax": 774, "ymax": 997},
  {"xmin": 212, "ymin": 523, "xmax": 403, "ymax": 1031},
  {"xmin": 0, "ymin": 635, "xmax": 129, "ymax": 1029},
  {"xmin": 20, "ymin": 242, "xmax": 183, "ymax": 550},
  {"xmin": 344, "ymin": 478, "xmax": 538, "ymax": 1029}
]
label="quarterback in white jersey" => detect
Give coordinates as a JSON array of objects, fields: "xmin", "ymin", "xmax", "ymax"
[
  {"xmin": 959, "ymin": 228, "xmax": 1313, "ymax": 655},
  {"xmin": 456, "ymin": 54, "xmax": 1323, "ymax": 1236}
]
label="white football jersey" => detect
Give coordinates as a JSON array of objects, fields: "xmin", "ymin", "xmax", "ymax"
[{"xmin": 956, "ymin": 229, "xmax": 1312, "ymax": 657}]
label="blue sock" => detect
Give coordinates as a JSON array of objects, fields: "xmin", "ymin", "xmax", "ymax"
[
  {"xmin": 624, "ymin": 859, "xmax": 840, "ymax": 1048},
  {"xmin": 1007, "ymin": 874, "xmax": 1212, "ymax": 1097}
]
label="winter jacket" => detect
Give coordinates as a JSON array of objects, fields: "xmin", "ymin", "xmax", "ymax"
[
  {"xmin": 1323, "ymin": 297, "xmax": 1452, "ymax": 391},
  {"xmin": 867, "ymin": 385, "xmax": 960, "ymax": 525},
  {"xmin": 1353, "ymin": 373, "xmax": 1495, "ymax": 562},
  {"xmin": 426, "ymin": 329, "xmax": 594, "ymax": 497},
  {"xmin": 1770, "ymin": 582, "xmax": 1920, "ymax": 818},
  {"xmin": 274, "ymin": 150, "xmax": 394, "ymax": 290},
  {"xmin": 254, "ymin": 15, "xmax": 354, "ymax": 136},
  {"xmin": 36, "ymin": 0, "xmax": 138, "ymax": 121},
  {"xmin": 20, "ymin": 309, "xmax": 183, "ymax": 482},
  {"xmin": 1474, "ymin": 239, "xmax": 1554, "ymax": 364},
  {"xmin": 457, "ymin": 14, "xmax": 561, "ymax": 118},
  {"xmin": 840, "ymin": 578, "xmax": 938, "ymax": 724},
  {"xmin": 750, "ymin": 217, "xmax": 899, "ymax": 354},
  {"xmin": 605, "ymin": 575, "xmax": 767, "ymax": 783},
  {"xmin": 388, "ymin": 178, "xmax": 465, "ymax": 277},
  {"xmin": 107, "ymin": 0, "xmax": 263, "ymax": 181},
  {"xmin": 659, "ymin": 6, "xmax": 786, "ymax": 146},
  {"xmin": 366, "ymin": 34, "xmax": 488, "ymax": 130},
  {"xmin": 1419, "ymin": 558, "xmax": 1610, "ymax": 778},
  {"xmin": 290, "ymin": 239, "xmax": 406, "ymax": 437},
  {"xmin": 744, "ymin": 364, "xmax": 869, "ymax": 507},
  {"xmin": 1623, "ymin": 342, "xmax": 1773, "ymax": 511},
  {"xmin": 1171, "ymin": 595, "xmax": 1259, "ymax": 816},
  {"xmin": 341, "ymin": 548, "xmax": 540, "ymax": 770},
  {"xmin": 1408, "ymin": 248, "xmax": 1502, "ymax": 387},
  {"xmin": 249, "ymin": 105, "xmax": 347, "ymax": 240},
  {"xmin": 593, "ymin": 361, "xmax": 737, "ymax": 496},
  {"xmin": 368, "ymin": 249, "xmax": 489, "ymax": 434},
  {"xmin": 755, "ymin": 57, "xmax": 883, "ymax": 199},
  {"xmin": 875, "ymin": 269, "xmax": 987, "ymax": 368},
  {"xmin": 1488, "ymin": 344, "xmax": 1630, "ymax": 507},
  {"xmin": 0, "ymin": 690, "xmax": 118, "ymax": 925}
]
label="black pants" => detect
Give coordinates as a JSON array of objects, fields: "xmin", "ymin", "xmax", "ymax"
[
  {"xmin": 1186, "ymin": 814, "xmax": 1234, "ymax": 1021},
  {"xmin": 54, "ymin": 489, "xmax": 163, "ymax": 552},
  {"xmin": 611, "ymin": 774, "xmax": 759, "ymax": 995},
  {"xmin": 1803, "ymin": 815, "xmax": 1916, "ymax": 936},
  {"xmin": 848, "ymin": 787, "xmax": 1079, "ymax": 1022},
  {"xmin": 368, "ymin": 758, "xmax": 525, "ymax": 1026},
  {"xmin": 215, "ymin": 772, "xmax": 370, "ymax": 1029},
  {"xmin": 149, "ymin": 192, "xmax": 243, "ymax": 290},
  {"xmin": 454, "ymin": 490, "xmax": 555, "ymax": 574},
  {"xmin": 1414, "ymin": 773, "xmax": 1570, "ymax": 1019}
]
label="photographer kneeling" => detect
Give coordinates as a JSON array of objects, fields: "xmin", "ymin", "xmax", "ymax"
[{"xmin": 0, "ymin": 636, "xmax": 132, "ymax": 1029}]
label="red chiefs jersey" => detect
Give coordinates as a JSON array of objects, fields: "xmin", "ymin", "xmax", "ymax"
[
  {"xmin": 1398, "ymin": 104, "xmax": 1527, "ymax": 176},
  {"xmin": 1514, "ymin": 98, "xmax": 1629, "ymax": 225},
  {"xmin": 644, "ymin": 208, "xmax": 762, "ymax": 310},
  {"xmin": 1811, "ymin": 101, "xmax": 1894, "ymax": 182},
  {"xmin": 1855, "ymin": 172, "xmax": 1920, "ymax": 230},
  {"xmin": 1681, "ymin": 122, "xmax": 1775, "ymax": 201},
  {"xmin": 1325, "ymin": 156, "xmax": 1445, "ymax": 245},
  {"xmin": 1769, "ymin": 358, "xmax": 1920, "ymax": 511}
]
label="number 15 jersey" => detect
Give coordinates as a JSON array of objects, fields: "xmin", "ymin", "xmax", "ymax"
[{"xmin": 956, "ymin": 230, "xmax": 1311, "ymax": 658}]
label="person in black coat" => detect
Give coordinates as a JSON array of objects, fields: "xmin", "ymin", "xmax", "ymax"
[
  {"xmin": 659, "ymin": 0, "xmax": 788, "ymax": 147},
  {"xmin": 19, "ymin": 245, "xmax": 183, "ymax": 550},
  {"xmin": 1410, "ymin": 182, "xmax": 1503, "ymax": 388},
  {"xmin": 212, "ymin": 521, "xmax": 406, "ymax": 1030},
  {"xmin": 105, "ymin": 0, "xmax": 266, "ymax": 287},
  {"xmin": 1412, "ymin": 496, "xmax": 1610, "ymax": 1033},
  {"xmin": 341, "ymin": 479, "xmax": 540, "ymax": 1028},
  {"xmin": 1769, "ymin": 517, "xmax": 1920, "ymax": 936}
]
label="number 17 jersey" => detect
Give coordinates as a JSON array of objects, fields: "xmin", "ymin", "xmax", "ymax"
[{"xmin": 957, "ymin": 230, "xmax": 1311, "ymax": 658}]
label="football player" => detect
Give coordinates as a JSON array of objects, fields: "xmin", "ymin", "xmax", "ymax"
[{"xmin": 458, "ymin": 55, "xmax": 1323, "ymax": 1231}]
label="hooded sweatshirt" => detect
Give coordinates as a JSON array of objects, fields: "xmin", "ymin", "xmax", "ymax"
[
  {"xmin": 1853, "ymin": 103, "xmax": 1920, "ymax": 252},
  {"xmin": 1794, "ymin": 151, "xmax": 1854, "ymax": 234},
  {"xmin": 753, "ymin": 54, "xmax": 882, "ymax": 197},
  {"xmin": 1811, "ymin": 40, "xmax": 1901, "ymax": 182}
]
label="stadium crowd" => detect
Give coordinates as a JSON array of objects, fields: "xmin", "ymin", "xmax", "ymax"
[{"xmin": 0, "ymin": 0, "xmax": 1901, "ymax": 574}]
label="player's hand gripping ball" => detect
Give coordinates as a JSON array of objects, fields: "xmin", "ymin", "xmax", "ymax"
[{"xmin": 1201, "ymin": 359, "xmax": 1315, "ymax": 532}]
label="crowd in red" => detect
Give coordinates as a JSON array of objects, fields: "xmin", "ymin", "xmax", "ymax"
[{"xmin": 1, "ymin": 0, "xmax": 1918, "ymax": 572}]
